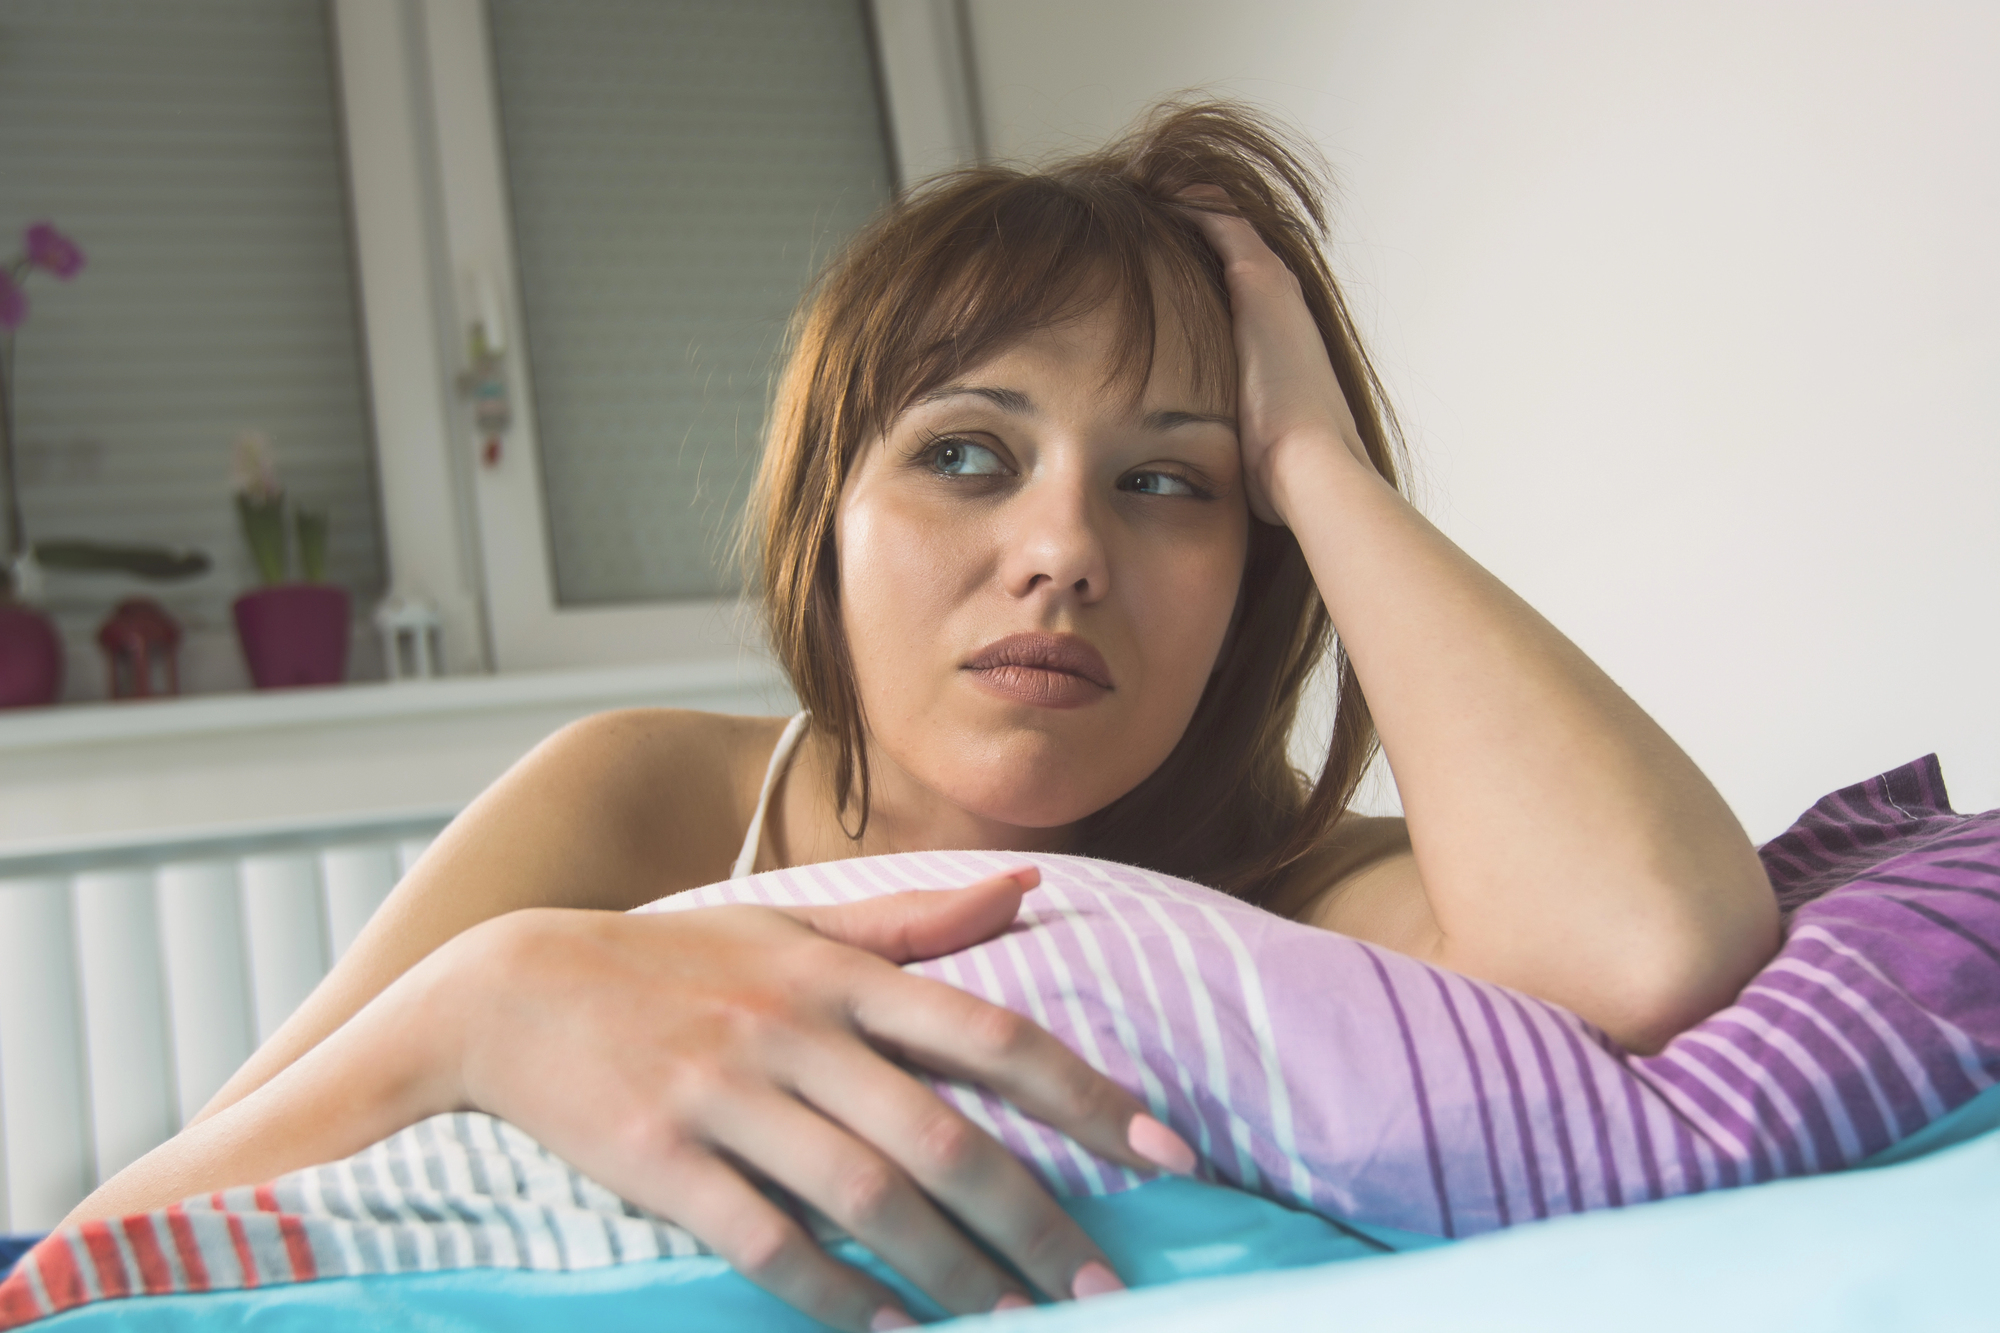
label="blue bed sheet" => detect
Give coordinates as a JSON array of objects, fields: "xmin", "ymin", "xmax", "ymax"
[
  {"xmin": 962, "ymin": 1084, "xmax": 2000, "ymax": 1333},
  {"xmin": 28, "ymin": 1082, "xmax": 2000, "ymax": 1330}
]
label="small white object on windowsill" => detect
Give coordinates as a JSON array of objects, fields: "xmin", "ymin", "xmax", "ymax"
[
  {"xmin": 6, "ymin": 548, "xmax": 46, "ymax": 603},
  {"xmin": 374, "ymin": 595, "xmax": 443, "ymax": 681}
]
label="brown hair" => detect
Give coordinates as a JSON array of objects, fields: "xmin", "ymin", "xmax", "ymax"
[{"xmin": 743, "ymin": 99, "xmax": 1404, "ymax": 905}]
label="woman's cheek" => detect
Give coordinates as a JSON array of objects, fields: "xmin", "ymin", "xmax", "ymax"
[
  {"xmin": 1132, "ymin": 531, "xmax": 1244, "ymax": 695},
  {"xmin": 837, "ymin": 490, "xmax": 975, "ymax": 701}
]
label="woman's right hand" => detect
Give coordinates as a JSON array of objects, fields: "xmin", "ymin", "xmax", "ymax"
[{"xmin": 441, "ymin": 868, "xmax": 1188, "ymax": 1330}]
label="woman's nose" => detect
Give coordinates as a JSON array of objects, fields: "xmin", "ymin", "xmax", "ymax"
[{"xmin": 999, "ymin": 477, "xmax": 1110, "ymax": 603}]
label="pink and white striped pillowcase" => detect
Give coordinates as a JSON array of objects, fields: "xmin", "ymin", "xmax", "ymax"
[{"xmin": 638, "ymin": 755, "xmax": 2000, "ymax": 1237}]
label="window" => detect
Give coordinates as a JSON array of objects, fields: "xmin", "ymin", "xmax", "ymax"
[
  {"xmin": 0, "ymin": 0, "xmax": 385, "ymax": 699},
  {"xmin": 0, "ymin": 0, "xmax": 980, "ymax": 696},
  {"xmin": 488, "ymin": 0, "xmax": 894, "ymax": 606}
]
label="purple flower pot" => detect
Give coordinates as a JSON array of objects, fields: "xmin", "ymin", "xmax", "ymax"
[
  {"xmin": 0, "ymin": 601, "xmax": 62, "ymax": 707},
  {"xmin": 233, "ymin": 584, "xmax": 350, "ymax": 689}
]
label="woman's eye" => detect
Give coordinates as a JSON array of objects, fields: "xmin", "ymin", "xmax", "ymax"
[
  {"xmin": 1122, "ymin": 470, "xmax": 1201, "ymax": 497},
  {"xmin": 927, "ymin": 437, "xmax": 1009, "ymax": 477}
]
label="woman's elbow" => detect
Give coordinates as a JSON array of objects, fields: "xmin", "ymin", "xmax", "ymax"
[
  {"xmin": 1435, "ymin": 861, "xmax": 1784, "ymax": 1055},
  {"xmin": 1597, "ymin": 890, "xmax": 1782, "ymax": 1055}
]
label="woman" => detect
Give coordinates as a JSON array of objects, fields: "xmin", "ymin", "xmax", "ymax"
[{"xmin": 70, "ymin": 103, "xmax": 1779, "ymax": 1330}]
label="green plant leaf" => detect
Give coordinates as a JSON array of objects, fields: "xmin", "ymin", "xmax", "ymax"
[
  {"xmin": 295, "ymin": 508, "xmax": 329, "ymax": 584},
  {"xmin": 33, "ymin": 539, "xmax": 210, "ymax": 580},
  {"xmin": 236, "ymin": 493, "xmax": 287, "ymax": 585}
]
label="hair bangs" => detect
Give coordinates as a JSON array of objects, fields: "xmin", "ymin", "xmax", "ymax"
[{"xmin": 840, "ymin": 175, "xmax": 1237, "ymax": 438}]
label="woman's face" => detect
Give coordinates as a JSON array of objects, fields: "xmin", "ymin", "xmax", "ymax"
[{"xmin": 836, "ymin": 303, "xmax": 1249, "ymax": 840}]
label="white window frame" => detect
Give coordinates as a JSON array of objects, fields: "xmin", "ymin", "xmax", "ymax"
[{"xmin": 329, "ymin": 0, "xmax": 982, "ymax": 676}]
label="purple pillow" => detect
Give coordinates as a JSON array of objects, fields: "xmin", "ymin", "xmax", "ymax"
[
  {"xmin": 1739, "ymin": 754, "xmax": 2000, "ymax": 1159},
  {"xmin": 1760, "ymin": 753, "xmax": 1991, "ymax": 912},
  {"xmin": 638, "ymin": 758, "xmax": 2000, "ymax": 1237}
]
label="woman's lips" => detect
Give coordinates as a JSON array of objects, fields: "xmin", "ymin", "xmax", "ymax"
[{"xmin": 962, "ymin": 632, "xmax": 1114, "ymax": 709}]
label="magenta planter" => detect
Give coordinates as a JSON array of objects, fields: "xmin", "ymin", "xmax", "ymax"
[
  {"xmin": 0, "ymin": 601, "xmax": 63, "ymax": 707},
  {"xmin": 233, "ymin": 584, "xmax": 350, "ymax": 689}
]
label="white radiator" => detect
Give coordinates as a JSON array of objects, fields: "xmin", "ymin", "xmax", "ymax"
[{"xmin": 0, "ymin": 810, "xmax": 453, "ymax": 1231}]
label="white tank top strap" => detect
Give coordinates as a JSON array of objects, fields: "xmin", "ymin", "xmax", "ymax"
[{"xmin": 731, "ymin": 711, "xmax": 811, "ymax": 879}]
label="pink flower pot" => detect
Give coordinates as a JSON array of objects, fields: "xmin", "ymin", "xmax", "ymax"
[
  {"xmin": 0, "ymin": 601, "xmax": 63, "ymax": 707},
  {"xmin": 233, "ymin": 584, "xmax": 350, "ymax": 689}
]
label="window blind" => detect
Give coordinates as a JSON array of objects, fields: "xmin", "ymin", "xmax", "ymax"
[
  {"xmin": 487, "ymin": 0, "xmax": 894, "ymax": 606},
  {"xmin": 0, "ymin": 0, "xmax": 384, "ymax": 694}
]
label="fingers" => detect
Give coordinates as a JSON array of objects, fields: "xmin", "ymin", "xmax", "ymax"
[
  {"xmin": 1174, "ymin": 187, "xmax": 1285, "ymax": 272},
  {"xmin": 622, "ymin": 1144, "xmax": 911, "ymax": 1333},
  {"xmin": 792, "ymin": 868, "xmax": 1038, "ymax": 963},
  {"xmin": 710, "ymin": 1084, "xmax": 1039, "ymax": 1315},
  {"xmin": 847, "ymin": 968, "xmax": 1192, "ymax": 1181},
  {"xmin": 1173, "ymin": 185, "xmax": 1375, "ymax": 484},
  {"xmin": 1174, "ymin": 189, "xmax": 1316, "ymax": 334},
  {"xmin": 792, "ymin": 1041, "xmax": 1122, "ymax": 1306}
]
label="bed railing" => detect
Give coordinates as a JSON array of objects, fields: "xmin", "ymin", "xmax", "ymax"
[{"xmin": 0, "ymin": 810, "xmax": 455, "ymax": 1231}]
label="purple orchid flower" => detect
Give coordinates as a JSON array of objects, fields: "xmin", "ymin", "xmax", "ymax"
[
  {"xmin": 0, "ymin": 269, "xmax": 25, "ymax": 331},
  {"xmin": 23, "ymin": 222, "xmax": 85, "ymax": 280}
]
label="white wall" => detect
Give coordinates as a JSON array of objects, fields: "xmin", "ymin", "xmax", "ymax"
[{"xmin": 967, "ymin": 0, "xmax": 2000, "ymax": 838}]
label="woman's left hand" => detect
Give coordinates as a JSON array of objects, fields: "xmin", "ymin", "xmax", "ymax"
[{"xmin": 1179, "ymin": 188, "xmax": 1375, "ymax": 525}]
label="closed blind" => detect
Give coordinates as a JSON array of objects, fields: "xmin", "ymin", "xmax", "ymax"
[
  {"xmin": 0, "ymin": 0, "xmax": 383, "ymax": 684},
  {"xmin": 488, "ymin": 0, "xmax": 894, "ymax": 605}
]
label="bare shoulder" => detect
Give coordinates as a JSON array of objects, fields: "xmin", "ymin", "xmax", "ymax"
[
  {"xmin": 1262, "ymin": 813, "xmax": 1410, "ymax": 919},
  {"xmin": 1271, "ymin": 813, "xmax": 1443, "ymax": 961},
  {"xmin": 526, "ymin": 707, "xmax": 790, "ymax": 892},
  {"xmin": 535, "ymin": 705, "xmax": 786, "ymax": 801},
  {"xmin": 430, "ymin": 707, "xmax": 793, "ymax": 911}
]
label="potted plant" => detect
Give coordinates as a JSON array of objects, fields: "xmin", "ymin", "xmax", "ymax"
[
  {"xmin": 230, "ymin": 431, "xmax": 348, "ymax": 689},
  {"xmin": 1, "ymin": 221, "xmax": 210, "ymax": 708}
]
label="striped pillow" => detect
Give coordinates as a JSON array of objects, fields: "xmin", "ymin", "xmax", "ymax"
[{"xmin": 639, "ymin": 754, "xmax": 2000, "ymax": 1237}]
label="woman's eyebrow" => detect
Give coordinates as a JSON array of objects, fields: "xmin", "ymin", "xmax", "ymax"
[
  {"xmin": 917, "ymin": 388, "xmax": 1233, "ymax": 433},
  {"xmin": 1144, "ymin": 408, "xmax": 1237, "ymax": 432},
  {"xmin": 917, "ymin": 384, "xmax": 1033, "ymax": 414}
]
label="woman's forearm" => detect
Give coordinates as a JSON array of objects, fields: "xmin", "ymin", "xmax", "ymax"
[
  {"xmin": 1273, "ymin": 438, "xmax": 1778, "ymax": 1049},
  {"xmin": 62, "ymin": 929, "xmax": 470, "ymax": 1226},
  {"xmin": 64, "ymin": 890, "xmax": 1165, "ymax": 1330}
]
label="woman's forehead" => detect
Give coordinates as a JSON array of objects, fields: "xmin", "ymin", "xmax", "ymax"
[{"xmin": 911, "ymin": 299, "xmax": 1235, "ymax": 423}]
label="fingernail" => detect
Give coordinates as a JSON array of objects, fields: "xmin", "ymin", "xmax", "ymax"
[
  {"xmin": 993, "ymin": 1292, "xmax": 1034, "ymax": 1311},
  {"xmin": 870, "ymin": 1307, "xmax": 919, "ymax": 1331},
  {"xmin": 1070, "ymin": 1259, "xmax": 1124, "ymax": 1300},
  {"xmin": 1128, "ymin": 1113, "xmax": 1197, "ymax": 1175},
  {"xmin": 1006, "ymin": 864, "xmax": 1039, "ymax": 887}
]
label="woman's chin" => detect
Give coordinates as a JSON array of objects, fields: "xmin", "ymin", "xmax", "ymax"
[
  {"xmin": 868, "ymin": 704, "xmax": 1175, "ymax": 836},
  {"xmin": 927, "ymin": 765, "xmax": 1135, "ymax": 835}
]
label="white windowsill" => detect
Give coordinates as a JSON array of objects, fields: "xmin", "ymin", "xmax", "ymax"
[{"xmin": 0, "ymin": 657, "xmax": 791, "ymax": 755}]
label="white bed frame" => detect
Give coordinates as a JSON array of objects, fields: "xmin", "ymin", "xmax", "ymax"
[{"xmin": 0, "ymin": 811, "xmax": 453, "ymax": 1231}]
